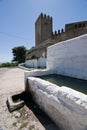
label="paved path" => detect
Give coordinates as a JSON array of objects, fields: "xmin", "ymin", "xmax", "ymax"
[
  {"xmin": 0, "ymin": 67, "xmax": 59, "ymax": 130},
  {"xmin": 0, "ymin": 67, "xmax": 25, "ymax": 130},
  {"xmin": 0, "ymin": 67, "xmax": 25, "ymax": 95}
]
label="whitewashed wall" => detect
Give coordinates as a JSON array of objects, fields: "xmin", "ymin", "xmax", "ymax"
[
  {"xmin": 25, "ymin": 69, "xmax": 87, "ymax": 130},
  {"xmin": 25, "ymin": 34, "xmax": 87, "ymax": 130},
  {"xmin": 25, "ymin": 57, "xmax": 46, "ymax": 68},
  {"xmin": 47, "ymin": 34, "xmax": 87, "ymax": 80},
  {"xmin": 26, "ymin": 76, "xmax": 87, "ymax": 130}
]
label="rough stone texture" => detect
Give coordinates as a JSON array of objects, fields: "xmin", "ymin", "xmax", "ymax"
[
  {"xmin": 26, "ymin": 13, "xmax": 87, "ymax": 61},
  {"xmin": 47, "ymin": 34, "xmax": 87, "ymax": 80},
  {"xmin": 26, "ymin": 39, "xmax": 51, "ymax": 60},
  {"xmin": 35, "ymin": 13, "xmax": 52, "ymax": 46},
  {"xmin": 26, "ymin": 76, "xmax": 87, "ymax": 130},
  {"xmin": 7, "ymin": 94, "xmax": 25, "ymax": 112},
  {"xmin": 35, "ymin": 13, "xmax": 87, "ymax": 47}
]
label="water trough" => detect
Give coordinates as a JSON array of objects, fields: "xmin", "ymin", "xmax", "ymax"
[
  {"xmin": 25, "ymin": 69, "xmax": 87, "ymax": 130},
  {"xmin": 24, "ymin": 34, "xmax": 87, "ymax": 130}
]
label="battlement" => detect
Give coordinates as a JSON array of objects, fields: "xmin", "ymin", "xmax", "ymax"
[
  {"xmin": 27, "ymin": 13, "xmax": 87, "ymax": 61},
  {"xmin": 35, "ymin": 13, "xmax": 53, "ymax": 46},
  {"xmin": 52, "ymin": 28, "xmax": 65, "ymax": 36},
  {"xmin": 65, "ymin": 21, "xmax": 87, "ymax": 31},
  {"xmin": 51, "ymin": 20, "xmax": 87, "ymax": 43},
  {"xmin": 41, "ymin": 13, "xmax": 52, "ymax": 20},
  {"xmin": 35, "ymin": 13, "xmax": 52, "ymax": 24},
  {"xmin": 35, "ymin": 13, "xmax": 87, "ymax": 48}
]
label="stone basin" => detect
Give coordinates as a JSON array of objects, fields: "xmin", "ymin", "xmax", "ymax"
[{"xmin": 25, "ymin": 69, "xmax": 87, "ymax": 130}]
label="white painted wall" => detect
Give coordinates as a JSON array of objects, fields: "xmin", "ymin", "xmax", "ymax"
[
  {"xmin": 25, "ymin": 34, "xmax": 87, "ymax": 130},
  {"xmin": 47, "ymin": 34, "xmax": 87, "ymax": 80},
  {"xmin": 27, "ymin": 76, "xmax": 87, "ymax": 130},
  {"xmin": 25, "ymin": 57, "xmax": 46, "ymax": 68}
]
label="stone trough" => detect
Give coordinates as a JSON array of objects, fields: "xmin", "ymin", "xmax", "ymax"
[
  {"xmin": 25, "ymin": 69, "xmax": 87, "ymax": 130},
  {"xmin": 25, "ymin": 35, "xmax": 87, "ymax": 130},
  {"xmin": 7, "ymin": 92, "xmax": 25, "ymax": 112}
]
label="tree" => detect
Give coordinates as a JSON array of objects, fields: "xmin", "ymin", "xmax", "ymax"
[{"xmin": 12, "ymin": 46, "xmax": 26, "ymax": 63}]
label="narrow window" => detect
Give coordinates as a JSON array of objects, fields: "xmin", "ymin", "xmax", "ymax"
[
  {"xmin": 83, "ymin": 23, "xmax": 85, "ymax": 27},
  {"xmin": 75, "ymin": 24, "xmax": 77, "ymax": 28},
  {"xmin": 45, "ymin": 22, "xmax": 48, "ymax": 25},
  {"xmin": 78, "ymin": 23, "xmax": 81, "ymax": 28}
]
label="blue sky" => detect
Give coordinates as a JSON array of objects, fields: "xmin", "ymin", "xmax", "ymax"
[{"xmin": 0, "ymin": 0, "xmax": 87, "ymax": 63}]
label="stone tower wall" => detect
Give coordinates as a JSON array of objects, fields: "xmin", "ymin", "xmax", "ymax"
[
  {"xmin": 35, "ymin": 13, "xmax": 52, "ymax": 46},
  {"xmin": 51, "ymin": 21, "xmax": 87, "ymax": 44},
  {"xmin": 26, "ymin": 14, "xmax": 87, "ymax": 61}
]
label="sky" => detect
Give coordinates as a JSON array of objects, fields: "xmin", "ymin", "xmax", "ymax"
[{"xmin": 0, "ymin": 0, "xmax": 87, "ymax": 63}]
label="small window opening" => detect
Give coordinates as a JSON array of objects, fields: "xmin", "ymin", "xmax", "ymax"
[
  {"xmin": 83, "ymin": 23, "xmax": 85, "ymax": 27},
  {"xmin": 45, "ymin": 22, "xmax": 48, "ymax": 25},
  {"xmin": 75, "ymin": 24, "xmax": 77, "ymax": 28},
  {"xmin": 78, "ymin": 23, "xmax": 81, "ymax": 28}
]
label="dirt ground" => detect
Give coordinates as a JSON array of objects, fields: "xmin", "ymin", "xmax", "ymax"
[{"xmin": 0, "ymin": 67, "xmax": 60, "ymax": 130}]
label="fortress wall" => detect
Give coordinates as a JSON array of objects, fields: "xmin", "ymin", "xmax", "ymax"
[
  {"xmin": 26, "ymin": 47, "xmax": 46, "ymax": 60},
  {"xmin": 52, "ymin": 27, "xmax": 87, "ymax": 46},
  {"xmin": 26, "ymin": 28, "xmax": 87, "ymax": 61},
  {"xmin": 47, "ymin": 34, "xmax": 87, "ymax": 80},
  {"xmin": 26, "ymin": 12, "xmax": 87, "ymax": 67}
]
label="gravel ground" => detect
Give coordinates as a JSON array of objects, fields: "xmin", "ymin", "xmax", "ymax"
[{"xmin": 0, "ymin": 67, "xmax": 59, "ymax": 130}]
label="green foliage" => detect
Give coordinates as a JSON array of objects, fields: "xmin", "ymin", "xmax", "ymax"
[
  {"xmin": 30, "ymin": 55, "xmax": 37, "ymax": 59},
  {"xmin": 0, "ymin": 62, "xmax": 18, "ymax": 68},
  {"xmin": 29, "ymin": 125, "xmax": 35, "ymax": 130},
  {"xmin": 12, "ymin": 46, "xmax": 26, "ymax": 63}
]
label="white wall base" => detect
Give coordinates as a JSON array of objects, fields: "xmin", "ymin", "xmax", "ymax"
[{"xmin": 25, "ymin": 57, "xmax": 46, "ymax": 68}]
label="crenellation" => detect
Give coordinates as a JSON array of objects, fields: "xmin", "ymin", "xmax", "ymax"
[
  {"xmin": 39, "ymin": 13, "xmax": 52, "ymax": 21},
  {"xmin": 61, "ymin": 28, "xmax": 64, "ymax": 33},
  {"xmin": 43, "ymin": 14, "xmax": 52, "ymax": 20},
  {"xmin": 47, "ymin": 15, "xmax": 52, "ymax": 20},
  {"xmin": 58, "ymin": 29, "xmax": 60, "ymax": 34},
  {"xmin": 35, "ymin": 13, "xmax": 52, "ymax": 46},
  {"xmin": 27, "ymin": 13, "xmax": 87, "ymax": 60},
  {"xmin": 44, "ymin": 14, "xmax": 46, "ymax": 18},
  {"xmin": 65, "ymin": 21, "xmax": 87, "ymax": 32},
  {"xmin": 54, "ymin": 30, "xmax": 57, "ymax": 35},
  {"xmin": 53, "ymin": 28, "xmax": 65, "ymax": 37}
]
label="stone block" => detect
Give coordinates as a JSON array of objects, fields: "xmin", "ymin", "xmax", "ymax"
[{"xmin": 7, "ymin": 93, "xmax": 25, "ymax": 112}]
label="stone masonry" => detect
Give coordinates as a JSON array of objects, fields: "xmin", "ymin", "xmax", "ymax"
[{"xmin": 26, "ymin": 13, "xmax": 87, "ymax": 60}]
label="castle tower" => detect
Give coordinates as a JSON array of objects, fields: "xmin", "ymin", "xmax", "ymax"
[{"xmin": 35, "ymin": 13, "xmax": 53, "ymax": 46}]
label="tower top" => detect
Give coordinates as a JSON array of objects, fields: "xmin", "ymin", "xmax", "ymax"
[
  {"xmin": 35, "ymin": 13, "xmax": 52, "ymax": 25},
  {"xmin": 35, "ymin": 13, "xmax": 53, "ymax": 46}
]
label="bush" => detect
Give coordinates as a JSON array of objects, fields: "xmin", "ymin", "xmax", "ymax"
[{"xmin": 0, "ymin": 62, "xmax": 18, "ymax": 68}]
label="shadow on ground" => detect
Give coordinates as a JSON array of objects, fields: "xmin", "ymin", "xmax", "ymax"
[
  {"xmin": 6, "ymin": 91, "xmax": 61, "ymax": 130},
  {"xmin": 22, "ymin": 92, "xmax": 61, "ymax": 130}
]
